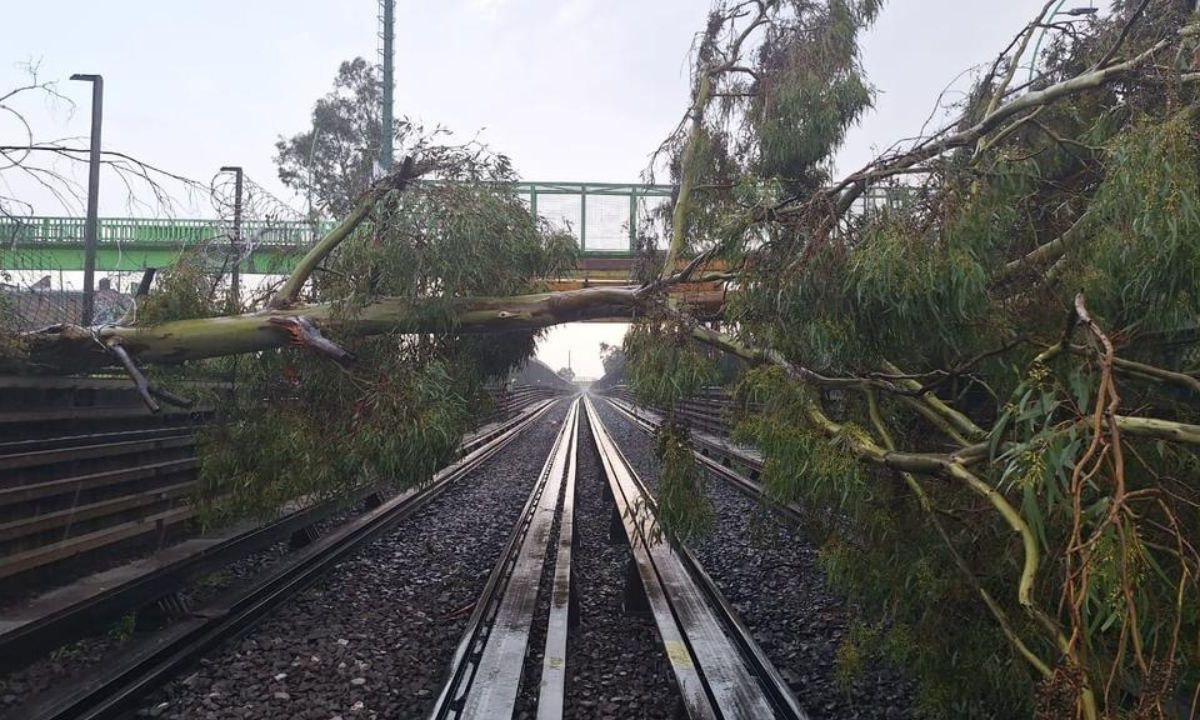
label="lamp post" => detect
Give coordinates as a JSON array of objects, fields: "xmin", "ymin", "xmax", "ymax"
[{"xmin": 70, "ymin": 73, "xmax": 103, "ymax": 325}]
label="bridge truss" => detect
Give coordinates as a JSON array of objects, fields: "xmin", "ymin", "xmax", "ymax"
[
  {"xmin": 0, "ymin": 182, "xmax": 676, "ymax": 278},
  {"xmin": 0, "ymin": 181, "xmax": 910, "ymax": 298}
]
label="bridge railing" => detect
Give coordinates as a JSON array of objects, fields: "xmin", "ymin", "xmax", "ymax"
[
  {"xmin": 0, "ymin": 182, "xmax": 678, "ymax": 258},
  {"xmin": 0, "ymin": 182, "xmax": 915, "ymax": 267},
  {"xmin": 0, "ymin": 217, "xmax": 331, "ymax": 250},
  {"xmin": 513, "ymin": 182, "xmax": 673, "ymax": 255}
]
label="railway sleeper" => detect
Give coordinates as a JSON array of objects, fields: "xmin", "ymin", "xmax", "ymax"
[
  {"xmin": 287, "ymin": 523, "xmax": 321, "ymax": 549},
  {"xmin": 134, "ymin": 592, "xmax": 190, "ymax": 632}
]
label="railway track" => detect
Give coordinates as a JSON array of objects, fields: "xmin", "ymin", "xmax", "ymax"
[
  {"xmin": 433, "ymin": 395, "xmax": 806, "ymax": 719},
  {"xmin": 600, "ymin": 395, "xmax": 805, "ymax": 523},
  {"xmin": 593, "ymin": 394, "xmax": 915, "ymax": 718},
  {"xmin": 0, "ymin": 379, "xmax": 558, "ymax": 598},
  {"xmin": 431, "ymin": 397, "xmax": 581, "ymax": 719},
  {"xmin": 0, "ymin": 388, "xmax": 558, "ymax": 672},
  {"xmin": 9, "ymin": 398, "xmax": 559, "ymax": 720},
  {"xmin": 582, "ymin": 396, "xmax": 805, "ymax": 720},
  {"xmin": 7, "ymin": 391, "xmax": 833, "ymax": 719}
]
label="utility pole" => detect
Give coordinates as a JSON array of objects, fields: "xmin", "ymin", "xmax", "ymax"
[
  {"xmin": 70, "ymin": 73, "xmax": 103, "ymax": 325},
  {"xmin": 219, "ymin": 166, "xmax": 244, "ymax": 307},
  {"xmin": 379, "ymin": 0, "xmax": 395, "ymax": 172}
]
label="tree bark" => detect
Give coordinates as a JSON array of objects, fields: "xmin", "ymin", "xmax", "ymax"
[{"xmin": 8, "ymin": 287, "xmax": 726, "ymax": 375}]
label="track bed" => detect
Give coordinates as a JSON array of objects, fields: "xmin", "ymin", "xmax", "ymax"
[{"xmin": 591, "ymin": 397, "xmax": 915, "ymax": 720}]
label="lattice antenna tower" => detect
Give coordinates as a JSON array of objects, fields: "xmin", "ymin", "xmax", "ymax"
[{"xmin": 378, "ymin": 0, "xmax": 396, "ymax": 172}]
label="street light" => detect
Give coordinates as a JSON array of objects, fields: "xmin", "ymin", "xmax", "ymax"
[{"xmin": 70, "ymin": 73, "xmax": 103, "ymax": 325}]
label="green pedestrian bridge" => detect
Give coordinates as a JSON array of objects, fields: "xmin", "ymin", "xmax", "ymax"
[
  {"xmin": 1, "ymin": 182, "xmax": 909, "ymax": 279},
  {"xmin": 1, "ymin": 182, "xmax": 676, "ymax": 276}
]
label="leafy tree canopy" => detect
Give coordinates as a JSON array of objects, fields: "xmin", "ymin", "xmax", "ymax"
[
  {"xmin": 274, "ymin": 57, "xmax": 471, "ymax": 218},
  {"xmin": 275, "ymin": 57, "xmax": 381, "ymax": 218},
  {"xmin": 5, "ymin": 2, "xmax": 1200, "ymax": 716},
  {"xmin": 620, "ymin": 1, "xmax": 1200, "ymax": 717}
]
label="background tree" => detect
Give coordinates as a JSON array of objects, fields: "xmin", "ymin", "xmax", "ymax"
[
  {"xmin": 599, "ymin": 341, "xmax": 625, "ymax": 377},
  {"xmin": 275, "ymin": 57, "xmax": 386, "ymax": 218},
  {"xmin": 274, "ymin": 57, "xmax": 519, "ymax": 219}
]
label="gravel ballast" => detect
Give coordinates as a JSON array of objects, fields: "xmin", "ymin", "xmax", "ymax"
[
  {"xmin": 133, "ymin": 400, "xmax": 573, "ymax": 720},
  {"xmin": 591, "ymin": 397, "xmax": 915, "ymax": 720},
  {"xmin": 560, "ymin": 409, "xmax": 680, "ymax": 720}
]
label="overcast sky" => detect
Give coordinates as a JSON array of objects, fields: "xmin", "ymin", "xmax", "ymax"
[{"xmin": 3, "ymin": 0, "xmax": 1068, "ymax": 376}]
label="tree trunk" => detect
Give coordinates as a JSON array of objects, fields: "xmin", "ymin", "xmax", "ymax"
[{"xmin": 9, "ymin": 287, "xmax": 726, "ymax": 375}]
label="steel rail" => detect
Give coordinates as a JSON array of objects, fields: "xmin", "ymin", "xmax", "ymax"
[
  {"xmin": 430, "ymin": 397, "xmax": 580, "ymax": 720},
  {"xmin": 14, "ymin": 398, "xmax": 561, "ymax": 720},
  {"xmin": 582, "ymin": 396, "xmax": 807, "ymax": 720},
  {"xmin": 0, "ymin": 425, "xmax": 200, "ymax": 456},
  {"xmin": 535, "ymin": 397, "xmax": 578, "ymax": 720},
  {"xmin": 605, "ymin": 395, "xmax": 853, "ymax": 555}
]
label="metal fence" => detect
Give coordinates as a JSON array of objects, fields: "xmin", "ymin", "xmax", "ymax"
[
  {"xmin": 515, "ymin": 182, "xmax": 673, "ymax": 254},
  {"xmin": 0, "ymin": 216, "xmax": 324, "ymax": 250}
]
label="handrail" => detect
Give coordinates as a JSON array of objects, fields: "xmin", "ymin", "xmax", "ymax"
[
  {"xmin": 0, "ymin": 183, "xmax": 912, "ymax": 258},
  {"xmin": 0, "ymin": 217, "xmax": 331, "ymax": 247}
]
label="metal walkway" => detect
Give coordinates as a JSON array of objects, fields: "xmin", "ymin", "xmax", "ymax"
[
  {"xmin": 0, "ymin": 182, "xmax": 912, "ymax": 278},
  {"xmin": 0, "ymin": 182, "xmax": 676, "ymax": 275}
]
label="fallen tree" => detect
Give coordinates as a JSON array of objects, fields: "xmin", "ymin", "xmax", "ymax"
[
  {"xmin": 3, "ymin": 1, "xmax": 1200, "ymax": 716},
  {"xmin": 10, "ymin": 286, "xmax": 724, "ymax": 374},
  {"xmin": 5, "ymin": 164, "xmax": 724, "ymax": 377},
  {"xmin": 626, "ymin": 1, "xmax": 1200, "ymax": 718}
]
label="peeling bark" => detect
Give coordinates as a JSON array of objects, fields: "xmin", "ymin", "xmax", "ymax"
[{"xmin": 7, "ymin": 287, "xmax": 726, "ymax": 375}]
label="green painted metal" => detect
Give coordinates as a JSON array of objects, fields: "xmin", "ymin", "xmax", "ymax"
[
  {"xmin": 1, "ymin": 182, "xmax": 908, "ymax": 274},
  {"xmin": 629, "ymin": 190, "xmax": 639, "ymax": 248},
  {"xmin": 510, "ymin": 181, "xmax": 673, "ymax": 197},
  {"xmin": 1, "ymin": 182, "xmax": 672, "ymax": 273},
  {"xmin": 0, "ymin": 216, "xmax": 322, "ymax": 274},
  {"xmin": 6, "ymin": 244, "xmax": 302, "ymax": 274},
  {"xmin": 579, "ymin": 186, "xmax": 587, "ymax": 251}
]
